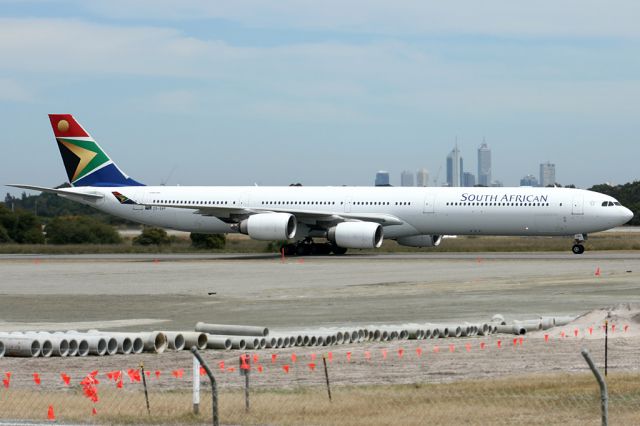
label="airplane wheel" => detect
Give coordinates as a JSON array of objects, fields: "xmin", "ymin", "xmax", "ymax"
[
  {"xmin": 331, "ymin": 245, "xmax": 348, "ymax": 255},
  {"xmin": 571, "ymin": 244, "xmax": 585, "ymax": 255}
]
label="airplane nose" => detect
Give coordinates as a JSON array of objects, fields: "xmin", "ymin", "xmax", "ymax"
[{"xmin": 622, "ymin": 207, "xmax": 634, "ymax": 223}]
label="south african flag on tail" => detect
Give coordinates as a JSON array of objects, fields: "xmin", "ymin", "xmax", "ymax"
[{"xmin": 49, "ymin": 114, "xmax": 144, "ymax": 187}]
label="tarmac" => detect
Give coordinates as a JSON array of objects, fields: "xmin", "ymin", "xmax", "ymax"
[{"xmin": 0, "ymin": 252, "xmax": 639, "ymax": 332}]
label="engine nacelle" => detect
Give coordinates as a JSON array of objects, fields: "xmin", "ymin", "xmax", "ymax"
[
  {"xmin": 396, "ymin": 235, "xmax": 443, "ymax": 248},
  {"xmin": 239, "ymin": 213, "xmax": 297, "ymax": 240},
  {"xmin": 328, "ymin": 222, "xmax": 383, "ymax": 249}
]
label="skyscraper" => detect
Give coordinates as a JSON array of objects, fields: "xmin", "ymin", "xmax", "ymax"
[
  {"xmin": 446, "ymin": 145, "xmax": 463, "ymax": 187},
  {"xmin": 416, "ymin": 168, "xmax": 429, "ymax": 187},
  {"xmin": 463, "ymin": 172, "xmax": 476, "ymax": 187},
  {"xmin": 520, "ymin": 174, "xmax": 538, "ymax": 187},
  {"xmin": 477, "ymin": 142, "xmax": 491, "ymax": 186},
  {"xmin": 375, "ymin": 170, "xmax": 390, "ymax": 186},
  {"xmin": 400, "ymin": 170, "xmax": 414, "ymax": 187},
  {"xmin": 539, "ymin": 162, "xmax": 556, "ymax": 187}
]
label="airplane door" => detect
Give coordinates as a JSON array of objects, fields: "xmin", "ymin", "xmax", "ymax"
[
  {"xmin": 344, "ymin": 197, "xmax": 352, "ymax": 213},
  {"xmin": 423, "ymin": 192, "xmax": 435, "ymax": 213},
  {"xmin": 572, "ymin": 195, "xmax": 584, "ymax": 215}
]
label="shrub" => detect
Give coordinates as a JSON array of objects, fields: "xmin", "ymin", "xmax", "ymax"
[
  {"xmin": 133, "ymin": 227, "xmax": 171, "ymax": 246},
  {"xmin": 45, "ymin": 216, "xmax": 122, "ymax": 244},
  {"xmin": 0, "ymin": 224, "xmax": 11, "ymax": 243},
  {"xmin": 0, "ymin": 206, "xmax": 44, "ymax": 244},
  {"xmin": 190, "ymin": 233, "xmax": 226, "ymax": 249}
]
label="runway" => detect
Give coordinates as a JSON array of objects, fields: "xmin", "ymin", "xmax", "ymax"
[{"xmin": 0, "ymin": 252, "xmax": 639, "ymax": 331}]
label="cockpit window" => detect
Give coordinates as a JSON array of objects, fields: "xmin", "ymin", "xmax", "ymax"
[
  {"xmin": 614, "ymin": 202, "xmax": 621, "ymax": 206},
  {"xmin": 602, "ymin": 201, "xmax": 608, "ymax": 206}
]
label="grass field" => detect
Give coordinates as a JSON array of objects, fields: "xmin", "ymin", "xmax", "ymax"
[
  {"xmin": 2, "ymin": 373, "xmax": 639, "ymax": 425},
  {"xmin": 0, "ymin": 231, "xmax": 639, "ymax": 254}
]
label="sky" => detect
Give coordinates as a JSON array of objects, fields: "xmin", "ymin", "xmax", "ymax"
[{"xmin": 2, "ymin": 0, "xmax": 640, "ymax": 196}]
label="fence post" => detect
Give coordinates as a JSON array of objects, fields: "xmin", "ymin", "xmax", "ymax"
[
  {"xmin": 581, "ymin": 348, "xmax": 608, "ymax": 426},
  {"xmin": 193, "ymin": 355, "xmax": 200, "ymax": 415},
  {"xmin": 191, "ymin": 346, "xmax": 219, "ymax": 426}
]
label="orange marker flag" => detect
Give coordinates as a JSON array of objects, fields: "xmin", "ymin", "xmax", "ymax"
[
  {"xmin": 92, "ymin": 407, "xmax": 97, "ymax": 416},
  {"xmin": 282, "ymin": 365, "xmax": 290, "ymax": 373},
  {"xmin": 512, "ymin": 338, "xmax": 518, "ymax": 346},
  {"xmin": 33, "ymin": 373, "xmax": 41, "ymax": 385},
  {"xmin": 364, "ymin": 351, "xmax": 371, "ymax": 360},
  {"xmin": 465, "ymin": 343, "xmax": 471, "ymax": 352},
  {"xmin": 416, "ymin": 347, "xmax": 423, "ymax": 357},
  {"xmin": 271, "ymin": 354, "xmax": 277, "ymax": 363},
  {"xmin": 310, "ymin": 353, "xmax": 317, "ymax": 361},
  {"xmin": 227, "ymin": 367, "xmax": 236, "ymax": 373},
  {"xmin": 612, "ymin": 324, "xmax": 616, "ymax": 333},
  {"xmin": 218, "ymin": 361, "xmax": 225, "ymax": 372},
  {"xmin": 497, "ymin": 340, "xmax": 502, "ymax": 349},
  {"xmin": 61, "ymin": 373, "xmax": 71, "ymax": 386},
  {"xmin": 433, "ymin": 345, "xmax": 440, "ymax": 353},
  {"xmin": 199, "ymin": 367, "xmax": 206, "ymax": 376},
  {"xmin": 382, "ymin": 349, "xmax": 388, "ymax": 359},
  {"xmin": 397, "ymin": 348, "xmax": 404, "ymax": 359},
  {"xmin": 588, "ymin": 327, "xmax": 593, "ymax": 335},
  {"xmin": 291, "ymin": 353, "xmax": 297, "ymax": 363},
  {"xmin": 518, "ymin": 337, "xmax": 524, "ymax": 346},
  {"xmin": 155, "ymin": 370, "xmax": 161, "ymax": 379},
  {"xmin": 544, "ymin": 334, "xmax": 549, "ymax": 343},
  {"xmin": 595, "ymin": 267, "xmax": 601, "ymax": 276},
  {"xmin": 47, "ymin": 405, "xmax": 55, "ymax": 421},
  {"xmin": 257, "ymin": 365, "xmax": 264, "ymax": 373},
  {"xmin": 574, "ymin": 329, "xmax": 579, "ymax": 337},
  {"xmin": 116, "ymin": 380, "xmax": 123, "ymax": 389},
  {"xmin": 624, "ymin": 325, "xmax": 629, "ymax": 332},
  {"xmin": 449, "ymin": 344, "xmax": 455, "ymax": 353},
  {"xmin": 480, "ymin": 342, "xmax": 486, "ymax": 350},
  {"xmin": 560, "ymin": 331, "xmax": 566, "ymax": 338},
  {"xmin": 308, "ymin": 363, "xmax": 316, "ymax": 371},
  {"xmin": 253, "ymin": 353, "xmax": 259, "ymax": 363},
  {"xmin": 327, "ymin": 352, "xmax": 333, "ymax": 362},
  {"xmin": 346, "ymin": 352, "xmax": 352, "ymax": 362}
]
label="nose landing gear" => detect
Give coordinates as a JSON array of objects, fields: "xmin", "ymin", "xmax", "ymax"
[{"xmin": 571, "ymin": 234, "xmax": 586, "ymax": 254}]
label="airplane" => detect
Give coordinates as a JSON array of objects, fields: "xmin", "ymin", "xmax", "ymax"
[{"xmin": 8, "ymin": 114, "xmax": 634, "ymax": 255}]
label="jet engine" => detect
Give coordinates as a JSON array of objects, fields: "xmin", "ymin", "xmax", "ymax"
[
  {"xmin": 239, "ymin": 213, "xmax": 297, "ymax": 240},
  {"xmin": 328, "ymin": 222, "xmax": 383, "ymax": 249},
  {"xmin": 396, "ymin": 235, "xmax": 443, "ymax": 248}
]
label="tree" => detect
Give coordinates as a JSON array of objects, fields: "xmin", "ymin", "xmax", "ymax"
[
  {"xmin": 190, "ymin": 233, "xmax": 226, "ymax": 249},
  {"xmin": 0, "ymin": 205, "xmax": 44, "ymax": 244},
  {"xmin": 45, "ymin": 216, "xmax": 122, "ymax": 244},
  {"xmin": 133, "ymin": 227, "xmax": 171, "ymax": 246}
]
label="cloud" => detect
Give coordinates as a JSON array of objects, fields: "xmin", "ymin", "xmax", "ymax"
[{"xmin": 82, "ymin": 0, "xmax": 640, "ymax": 39}]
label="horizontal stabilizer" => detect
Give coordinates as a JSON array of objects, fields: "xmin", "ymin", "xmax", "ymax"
[{"xmin": 6, "ymin": 184, "xmax": 104, "ymax": 200}]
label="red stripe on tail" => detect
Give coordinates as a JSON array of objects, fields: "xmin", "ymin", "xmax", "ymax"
[{"xmin": 48, "ymin": 114, "xmax": 89, "ymax": 138}]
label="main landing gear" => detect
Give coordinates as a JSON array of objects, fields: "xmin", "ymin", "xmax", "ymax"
[
  {"xmin": 571, "ymin": 234, "xmax": 586, "ymax": 255},
  {"xmin": 280, "ymin": 238, "xmax": 347, "ymax": 256}
]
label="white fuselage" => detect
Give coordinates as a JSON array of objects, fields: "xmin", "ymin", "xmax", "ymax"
[{"xmin": 63, "ymin": 185, "xmax": 632, "ymax": 240}]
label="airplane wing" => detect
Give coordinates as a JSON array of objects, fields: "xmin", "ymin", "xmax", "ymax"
[
  {"xmin": 144, "ymin": 201, "xmax": 404, "ymax": 226},
  {"xmin": 7, "ymin": 184, "xmax": 104, "ymax": 201}
]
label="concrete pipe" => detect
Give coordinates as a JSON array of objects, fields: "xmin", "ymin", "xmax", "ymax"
[
  {"xmin": 448, "ymin": 326, "xmax": 463, "ymax": 338},
  {"xmin": 206, "ymin": 336, "xmax": 232, "ymax": 350},
  {"xmin": 380, "ymin": 330, "xmax": 389, "ymax": 341},
  {"xmin": 114, "ymin": 336, "xmax": 133, "ymax": 355},
  {"xmin": 477, "ymin": 323, "xmax": 491, "ymax": 336},
  {"xmin": 104, "ymin": 337, "xmax": 118, "ymax": 356},
  {"xmin": 66, "ymin": 338, "xmax": 78, "ymax": 356},
  {"xmin": 178, "ymin": 332, "xmax": 207, "ymax": 351},
  {"xmin": 406, "ymin": 329, "xmax": 420, "ymax": 339},
  {"xmin": 438, "ymin": 328, "xmax": 448, "ymax": 338},
  {"xmin": 398, "ymin": 330, "xmax": 409, "ymax": 340},
  {"xmin": 491, "ymin": 314, "xmax": 505, "ymax": 324},
  {"xmin": 265, "ymin": 337, "xmax": 277, "ymax": 348},
  {"xmin": 259, "ymin": 337, "xmax": 267, "ymax": 349},
  {"xmin": 335, "ymin": 331, "xmax": 344, "ymax": 342},
  {"xmin": 554, "ymin": 316, "xmax": 577, "ymax": 327},
  {"xmin": 301, "ymin": 335, "xmax": 310, "ymax": 346},
  {"xmin": 307, "ymin": 336, "xmax": 317, "ymax": 346},
  {"xmin": 0, "ymin": 341, "xmax": 4, "ymax": 358},
  {"xmin": 540, "ymin": 317, "xmax": 555, "ymax": 330},
  {"xmin": 163, "ymin": 332, "xmax": 186, "ymax": 351},
  {"xmin": 228, "ymin": 337, "xmax": 247, "ymax": 350},
  {"xmin": 518, "ymin": 320, "xmax": 542, "ymax": 332},
  {"xmin": 315, "ymin": 336, "xmax": 325, "ymax": 346},
  {"xmin": 0, "ymin": 335, "xmax": 41, "ymax": 357},
  {"xmin": 341, "ymin": 332, "xmax": 351, "ymax": 344},
  {"xmin": 28, "ymin": 333, "xmax": 69, "ymax": 357},
  {"xmin": 496, "ymin": 324, "xmax": 526, "ymax": 335},
  {"xmin": 195, "ymin": 322, "xmax": 268, "ymax": 337},
  {"xmin": 87, "ymin": 331, "xmax": 136, "ymax": 355},
  {"xmin": 244, "ymin": 337, "xmax": 261, "ymax": 350},
  {"xmin": 141, "ymin": 332, "xmax": 167, "ymax": 354},
  {"xmin": 351, "ymin": 330, "xmax": 361, "ymax": 342},
  {"xmin": 64, "ymin": 333, "xmax": 107, "ymax": 356}
]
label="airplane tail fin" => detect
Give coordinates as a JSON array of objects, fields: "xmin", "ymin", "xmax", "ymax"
[{"xmin": 48, "ymin": 114, "xmax": 144, "ymax": 187}]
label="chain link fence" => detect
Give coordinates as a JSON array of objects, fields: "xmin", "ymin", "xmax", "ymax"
[{"xmin": 1, "ymin": 336, "xmax": 640, "ymax": 425}]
